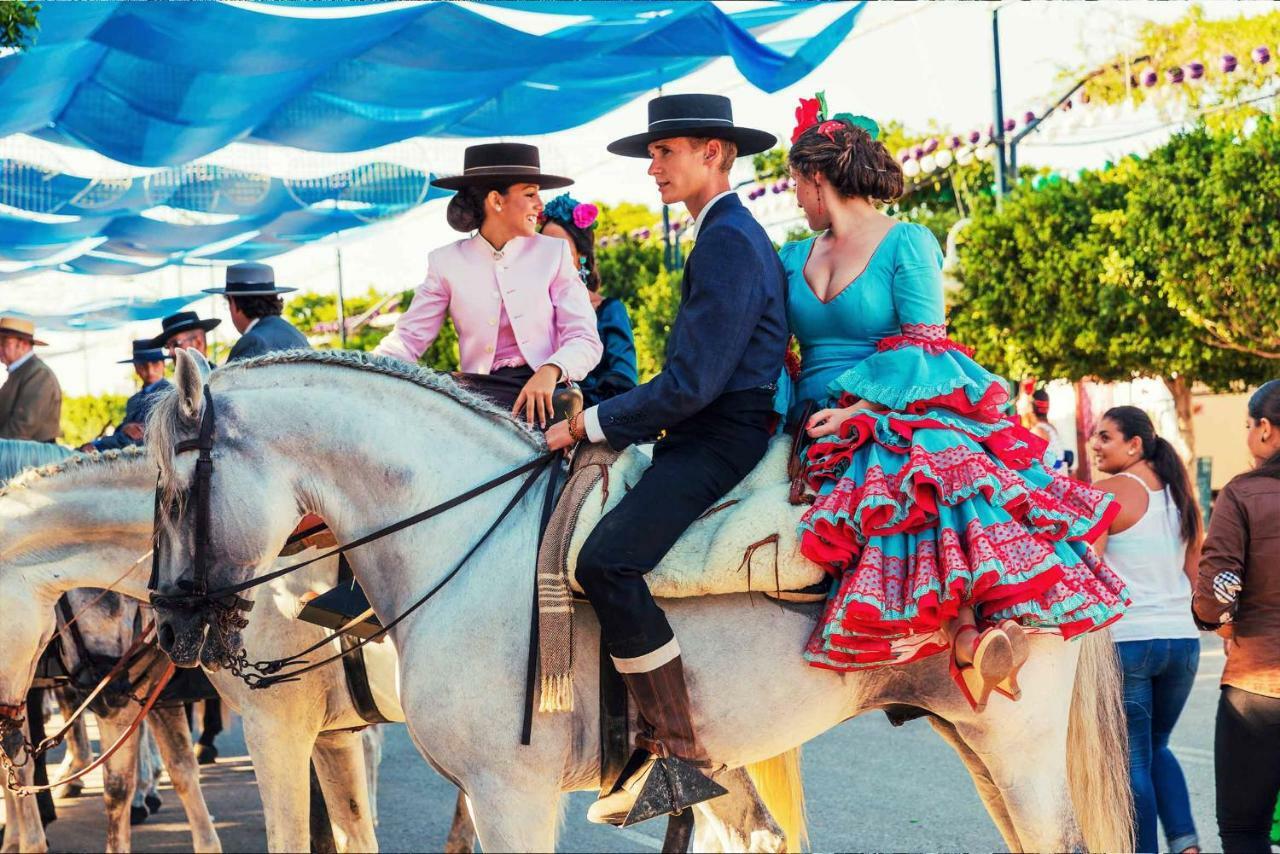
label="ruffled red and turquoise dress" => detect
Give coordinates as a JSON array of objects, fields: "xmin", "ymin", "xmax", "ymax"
[{"xmin": 775, "ymin": 222, "xmax": 1129, "ymax": 671}]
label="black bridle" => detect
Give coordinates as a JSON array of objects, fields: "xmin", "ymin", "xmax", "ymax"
[{"xmin": 147, "ymin": 383, "xmax": 557, "ymax": 688}]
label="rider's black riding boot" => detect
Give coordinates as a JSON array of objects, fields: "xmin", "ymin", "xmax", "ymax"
[{"xmin": 587, "ymin": 654, "xmax": 727, "ymax": 827}]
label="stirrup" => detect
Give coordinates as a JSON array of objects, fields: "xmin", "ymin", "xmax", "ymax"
[
  {"xmin": 623, "ymin": 754, "xmax": 727, "ymax": 827},
  {"xmin": 297, "ymin": 582, "xmax": 383, "ymax": 640}
]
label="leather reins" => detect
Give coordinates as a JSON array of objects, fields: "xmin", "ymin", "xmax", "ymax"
[{"xmin": 147, "ymin": 384, "xmax": 557, "ymax": 689}]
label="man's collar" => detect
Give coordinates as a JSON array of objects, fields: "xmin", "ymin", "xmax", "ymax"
[
  {"xmin": 244, "ymin": 317, "xmax": 261, "ymax": 335},
  {"xmin": 689, "ymin": 190, "xmax": 736, "ymax": 242},
  {"xmin": 142, "ymin": 378, "xmax": 169, "ymax": 393},
  {"xmin": 5, "ymin": 351, "xmax": 34, "ymax": 373}
]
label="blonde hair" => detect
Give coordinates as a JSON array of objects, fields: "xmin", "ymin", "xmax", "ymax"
[{"xmin": 688, "ymin": 136, "xmax": 738, "ymax": 173}]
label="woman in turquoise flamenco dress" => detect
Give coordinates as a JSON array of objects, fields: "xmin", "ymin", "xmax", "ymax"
[{"xmin": 779, "ymin": 95, "xmax": 1130, "ymax": 711}]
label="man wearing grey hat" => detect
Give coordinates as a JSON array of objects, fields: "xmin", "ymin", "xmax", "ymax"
[
  {"xmin": 80, "ymin": 340, "xmax": 171, "ymax": 452},
  {"xmin": 203, "ymin": 262, "xmax": 310, "ymax": 362}
]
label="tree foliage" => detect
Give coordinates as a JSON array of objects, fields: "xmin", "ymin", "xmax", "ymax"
[
  {"xmin": 0, "ymin": 1, "xmax": 38, "ymax": 50},
  {"xmin": 60, "ymin": 393, "xmax": 127, "ymax": 447},
  {"xmin": 284, "ymin": 286, "xmax": 459, "ymax": 371}
]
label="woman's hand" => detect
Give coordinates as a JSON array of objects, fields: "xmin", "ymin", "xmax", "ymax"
[
  {"xmin": 806, "ymin": 399, "xmax": 877, "ymax": 438},
  {"xmin": 513, "ymin": 364, "xmax": 562, "ymax": 427}
]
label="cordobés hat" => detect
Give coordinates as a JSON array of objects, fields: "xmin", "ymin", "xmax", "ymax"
[
  {"xmin": 0, "ymin": 316, "xmax": 47, "ymax": 346},
  {"xmin": 202, "ymin": 262, "xmax": 296, "ymax": 297},
  {"xmin": 431, "ymin": 143, "xmax": 573, "ymax": 191},
  {"xmin": 149, "ymin": 311, "xmax": 222, "ymax": 348},
  {"xmin": 118, "ymin": 339, "xmax": 170, "ymax": 364},
  {"xmin": 608, "ymin": 93, "xmax": 777, "ymax": 159}
]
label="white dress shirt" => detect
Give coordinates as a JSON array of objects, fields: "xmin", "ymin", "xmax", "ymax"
[{"xmin": 5, "ymin": 350, "xmax": 34, "ymax": 373}]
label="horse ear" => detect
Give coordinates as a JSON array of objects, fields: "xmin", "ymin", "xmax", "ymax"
[{"xmin": 174, "ymin": 348, "xmax": 207, "ymax": 424}]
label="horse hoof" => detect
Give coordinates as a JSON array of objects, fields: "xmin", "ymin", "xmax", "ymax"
[
  {"xmin": 146, "ymin": 794, "xmax": 162, "ymax": 814},
  {"xmin": 196, "ymin": 744, "xmax": 217, "ymax": 765},
  {"xmin": 130, "ymin": 805, "xmax": 150, "ymax": 825}
]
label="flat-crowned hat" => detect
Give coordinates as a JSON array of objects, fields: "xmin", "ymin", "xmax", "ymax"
[
  {"xmin": 202, "ymin": 262, "xmax": 296, "ymax": 297},
  {"xmin": 0, "ymin": 316, "xmax": 47, "ymax": 346},
  {"xmin": 431, "ymin": 143, "xmax": 573, "ymax": 191},
  {"xmin": 607, "ymin": 93, "xmax": 777, "ymax": 159},
  {"xmin": 118, "ymin": 338, "xmax": 170, "ymax": 364},
  {"xmin": 149, "ymin": 311, "xmax": 222, "ymax": 348}
]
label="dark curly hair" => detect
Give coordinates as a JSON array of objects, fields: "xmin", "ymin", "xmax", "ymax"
[
  {"xmin": 788, "ymin": 122, "xmax": 904, "ymax": 203},
  {"xmin": 228, "ymin": 294, "xmax": 284, "ymax": 319},
  {"xmin": 445, "ymin": 183, "xmax": 515, "ymax": 233}
]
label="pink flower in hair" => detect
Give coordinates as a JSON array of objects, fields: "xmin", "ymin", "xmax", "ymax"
[{"xmin": 573, "ymin": 203, "xmax": 599, "ymax": 229}]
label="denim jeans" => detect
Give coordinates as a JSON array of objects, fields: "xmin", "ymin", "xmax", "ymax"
[{"xmin": 1118, "ymin": 638, "xmax": 1200, "ymax": 853}]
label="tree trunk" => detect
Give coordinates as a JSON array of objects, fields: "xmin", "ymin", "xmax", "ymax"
[
  {"xmin": 1163, "ymin": 375, "xmax": 1196, "ymax": 461},
  {"xmin": 1073, "ymin": 380, "xmax": 1093, "ymax": 483}
]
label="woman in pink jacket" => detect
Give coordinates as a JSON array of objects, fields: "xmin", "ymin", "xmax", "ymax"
[{"xmin": 375, "ymin": 142, "xmax": 602, "ymax": 426}]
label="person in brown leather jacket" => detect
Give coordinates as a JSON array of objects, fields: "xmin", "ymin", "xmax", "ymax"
[
  {"xmin": 1193, "ymin": 379, "xmax": 1280, "ymax": 853},
  {"xmin": 0, "ymin": 317, "xmax": 61, "ymax": 442}
]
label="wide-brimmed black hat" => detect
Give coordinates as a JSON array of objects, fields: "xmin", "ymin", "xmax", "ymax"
[
  {"xmin": 608, "ymin": 93, "xmax": 777, "ymax": 159},
  {"xmin": 431, "ymin": 143, "xmax": 573, "ymax": 191},
  {"xmin": 149, "ymin": 311, "xmax": 221, "ymax": 348},
  {"xmin": 202, "ymin": 262, "xmax": 296, "ymax": 297},
  {"xmin": 118, "ymin": 338, "xmax": 170, "ymax": 364}
]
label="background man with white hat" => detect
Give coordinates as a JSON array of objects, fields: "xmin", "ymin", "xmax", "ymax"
[{"xmin": 0, "ymin": 316, "xmax": 62, "ymax": 442}]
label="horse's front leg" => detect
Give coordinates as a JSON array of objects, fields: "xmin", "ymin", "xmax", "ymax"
[
  {"xmin": 444, "ymin": 791, "xmax": 476, "ymax": 854},
  {"xmin": 312, "ymin": 728, "xmax": 378, "ymax": 852},
  {"xmin": 241, "ymin": 712, "xmax": 316, "ymax": 852},
  {"xmin": 1, "ymin": 761, "xmax": 46, "ymax": 854},
  {"xmin": 147, "ymin": 705, "xmax": 221, "ymax": 852},
  {"xmin": 51, "ymin": 687, "xmax": 91, "ymax": 800},
  {"xmin": 94, "ymin": 708, "xmax": 143, "ymax": 853}
]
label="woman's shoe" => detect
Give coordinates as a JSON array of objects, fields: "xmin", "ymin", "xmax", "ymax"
[
  {"xmin": 993, "ymin": 620, "xmax": 1029, "ymax": 701},
  {"xmin": 949, "ymin": 625, "xmax": 1015, "ymax": 713}
]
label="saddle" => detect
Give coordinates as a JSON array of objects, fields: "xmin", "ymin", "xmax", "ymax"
[{"xmin": 535, "ymin": 436, "xmax": 829, "ymax": 714}]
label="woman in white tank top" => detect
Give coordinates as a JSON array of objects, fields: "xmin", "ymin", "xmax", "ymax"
[{"xmin": 1091, "ymin": 406, "xmax": 1204, "ymax": 854}]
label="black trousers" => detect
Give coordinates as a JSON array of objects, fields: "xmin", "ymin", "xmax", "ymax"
[
  {"xmin": 455, "ymin": 365, "xmax": 535, "ymax": 412},
  {"xmin": 577, "ymin": 388, "xmax": 774, "ymax": 660},
  {"xmin": 1215, "ymin": 685, "xmax": 1280, "ymax": 853}
]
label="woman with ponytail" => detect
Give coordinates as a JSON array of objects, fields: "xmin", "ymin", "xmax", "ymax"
[
  {"xmin": 1091, "ymin": 405, "xmax": 1203, "ymax": 854},
  {"xmin": 1193, "ymin": 380, "xmax": 1280, "ymax": 853},
  {"xmin": 779, "ymin": 92, "xmax": 1128, "ymax": 714}
]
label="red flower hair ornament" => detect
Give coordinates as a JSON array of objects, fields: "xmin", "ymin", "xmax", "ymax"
[{"xmin": 790, "ymin": 91, "xmax": 880, "ymax": 145}]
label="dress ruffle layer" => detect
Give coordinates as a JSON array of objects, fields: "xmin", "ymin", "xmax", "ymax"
[{"xmin": 799, "ymin": 336, "xmax": 1130, "ymax": 672}]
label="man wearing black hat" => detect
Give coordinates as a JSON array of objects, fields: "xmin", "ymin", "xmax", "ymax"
[
  {"xmin": 544, "ymin": 93, "xmax": 788, "ymax": 826},
  {"xmin": 151, "ymin": 310, "xmax": 222, "ymax": 363},
  {"xmin": 204, "ymin": 262, "xmax": 309, "ymax": 363},
  {"xmin": 80, "ymin": 340, "xmax": 171, "ymax": 452}
]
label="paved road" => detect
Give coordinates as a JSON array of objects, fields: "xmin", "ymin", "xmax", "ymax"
[{"xmin": 11, "ymin": 636, "xmax": 1230, "ymax": 852}]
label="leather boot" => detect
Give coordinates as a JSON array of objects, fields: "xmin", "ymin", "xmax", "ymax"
[{"xmin": 586, "ymin": 655, "xmax": 727, "ymax": 827}]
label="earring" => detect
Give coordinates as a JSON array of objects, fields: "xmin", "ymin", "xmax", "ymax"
[
  {"xmin": 1128, "ymin": 450, "xmax": 1135, "ymax": 455},
  {"xmin": 496, "ymin": 205, "xmax": 502, "ymax": 212}
]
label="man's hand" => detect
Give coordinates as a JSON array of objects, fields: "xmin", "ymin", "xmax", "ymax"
[
  {"xmin": 79, "ymin": 442, "xmax": 96, "ymax": 452},
  {"xmin": 513, "ymin": 364, "xmax": 562, "ymax": 427},
  {"xmin": 545, "ymin": 419, "xmax": 576, "ymax": 452},
  {"xmin": 121, "ymin": 422, "xmax": 144, "ymax": 441}
]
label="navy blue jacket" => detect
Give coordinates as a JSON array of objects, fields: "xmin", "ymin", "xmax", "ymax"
[
  {"xmin": 596, "ymin": 194, "xmax": 787, "ymax": 449},
  {"xmin": 580, "ymin": 297, "xmax": 639, "ymax": 409},
  {"xmin": 226, "ymin": 315, "xmax": 310, "ymax": 362},
  {"xmin": 93, "ymin": 378, "xmax": 172, "ymax": 451}
]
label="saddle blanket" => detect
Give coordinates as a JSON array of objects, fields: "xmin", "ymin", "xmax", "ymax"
[{"xmin": 564, "ymin": 436, "xmax": 826, "ymax": 598}]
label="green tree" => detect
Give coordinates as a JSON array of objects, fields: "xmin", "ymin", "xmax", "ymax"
[
  {"xmin": 283, "ymin": 287, "xmax": 459, "ymax": 371},
  {"xmin": 1, "ymin": 1, "xmax": 38, "ymax": 50},
  {"xmin": 629, "ymin": 265, "xmax": 681, "ymax": 381},
  {"xmin": 1123, "ymin": 119, "xmax": 1280, "ymax": 360},
  {"xmin": 951, "ymin": 159, "xmax": 1270, "ymax": 455},
  {"xmin": 60, "ymin": 393, "xmax": 127, "ymax": 447}
]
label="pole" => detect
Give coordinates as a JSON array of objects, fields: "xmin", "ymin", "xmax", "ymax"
[
  {"xmin": 661, "ymin": 204, "xmax": 672, "ymax": 271},
  {"xmin": 991, "ymin": 8, "xmax": 1008, "ymax": 198},
  {"xmin": 335, "ymin": 246, "xmax": 348, "ymax": 349}
]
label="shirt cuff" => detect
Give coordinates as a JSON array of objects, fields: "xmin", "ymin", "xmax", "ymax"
[{"xmin": 583, "ymin": 405, "xmax": 605, "ymax": 444}]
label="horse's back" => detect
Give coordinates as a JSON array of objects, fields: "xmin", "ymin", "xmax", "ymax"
[{"xmin": 0, "ymin": 438, "xmax": 75, "ymax": 483}]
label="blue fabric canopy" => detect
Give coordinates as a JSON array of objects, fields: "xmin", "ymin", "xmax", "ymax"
[
  {"xmin": 0, "ymin": 1, "xmax": 861, "ymax": 167},
  {"xmin": 1, "ymin": 293, "xmax": 209, "ymax": 332}
]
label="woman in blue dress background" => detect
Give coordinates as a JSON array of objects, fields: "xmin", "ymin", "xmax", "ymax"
[{"xmin": 779, "ymin": 96, "xmax": 1130, "ymax": 710}]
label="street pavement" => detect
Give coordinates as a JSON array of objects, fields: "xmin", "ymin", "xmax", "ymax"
[{"xmin": 10, "ymin": 636, "xmax": 1229, "ymax": 852}]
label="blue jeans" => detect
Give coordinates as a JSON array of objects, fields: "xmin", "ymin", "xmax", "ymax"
[{"xmin": 1118, "ymin": 638, "xmax": 1200, "ymax": 853}]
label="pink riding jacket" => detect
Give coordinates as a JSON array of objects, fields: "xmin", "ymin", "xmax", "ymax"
[{"xmin": 374, "ymin": 233, "xmax": 602, "ymax": 380}]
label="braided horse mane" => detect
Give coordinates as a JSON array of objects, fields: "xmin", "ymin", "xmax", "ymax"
[
  {"xmin": 147, "ymin": 348, "xmax": 545, "ymax": 514},
  {"xmin": 1, "ymin": 445, "xmax": 148, "ymax": 497}
]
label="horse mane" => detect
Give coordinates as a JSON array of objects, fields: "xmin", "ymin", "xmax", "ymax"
[
  {"xmin": 147, "ymin": 348, "xmax": 544, "ymax": 513},
  {"xmin": 1, "ymin": 445, "xmax": 150, "ymax": 497}
]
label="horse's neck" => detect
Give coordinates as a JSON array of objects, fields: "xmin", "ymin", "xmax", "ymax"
[{"xmin": 0, "ymin": 468, "xmax": 155, "ymax": 604}]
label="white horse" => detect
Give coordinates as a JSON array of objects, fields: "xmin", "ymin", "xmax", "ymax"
[
  {"xmin": 0, "ymin": 445, "xmax": 798, "ymax": 853},
  {"xmin": 146, "ymin": 349, "xmax": 1132, "ymax": 853},
  {"xmin": 0, "ymin": 450, "xmax": 394, "ymax": 852},
  {"xmin": 1, "ymin": 586, "xmax": 221, "ymax": 854}
]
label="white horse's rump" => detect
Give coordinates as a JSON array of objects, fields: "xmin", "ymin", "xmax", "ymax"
[{"xmin": 146, "ymin": 350, "xmax": 1131, "ymax": 852}]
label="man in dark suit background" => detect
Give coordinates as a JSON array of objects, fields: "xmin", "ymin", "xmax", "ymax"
[
  {"xmin": 80, "ymin": 339, "xmax": 171, "ymax": 452},
  {"xmin": 0, "ymin": 317, "xmax": 62, "ymax": 442},
  {"xmin": 545, "ymin": 94, "xmax": 788, "ymax": 826},
  {"xmin": 204, "ymin": 262, "xmax": 309, "ymax": 362},
  {"xmin": 150, "ymin": 310, "xmax": 222, "ymax": 363}
]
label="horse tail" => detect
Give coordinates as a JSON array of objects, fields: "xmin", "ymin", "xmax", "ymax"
[
  {"xmin": 1067, "ymin": 630, "xmax": 1134, "ymax": 852},
  {"xmin": 746, "ymin": 749, "xmax": 808, "ymax": 852}
]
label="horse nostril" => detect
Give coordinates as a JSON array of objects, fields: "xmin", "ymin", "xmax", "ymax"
[{"xmin": 157, "ymin": 622, "xmax": 176, "ymax": 653}]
